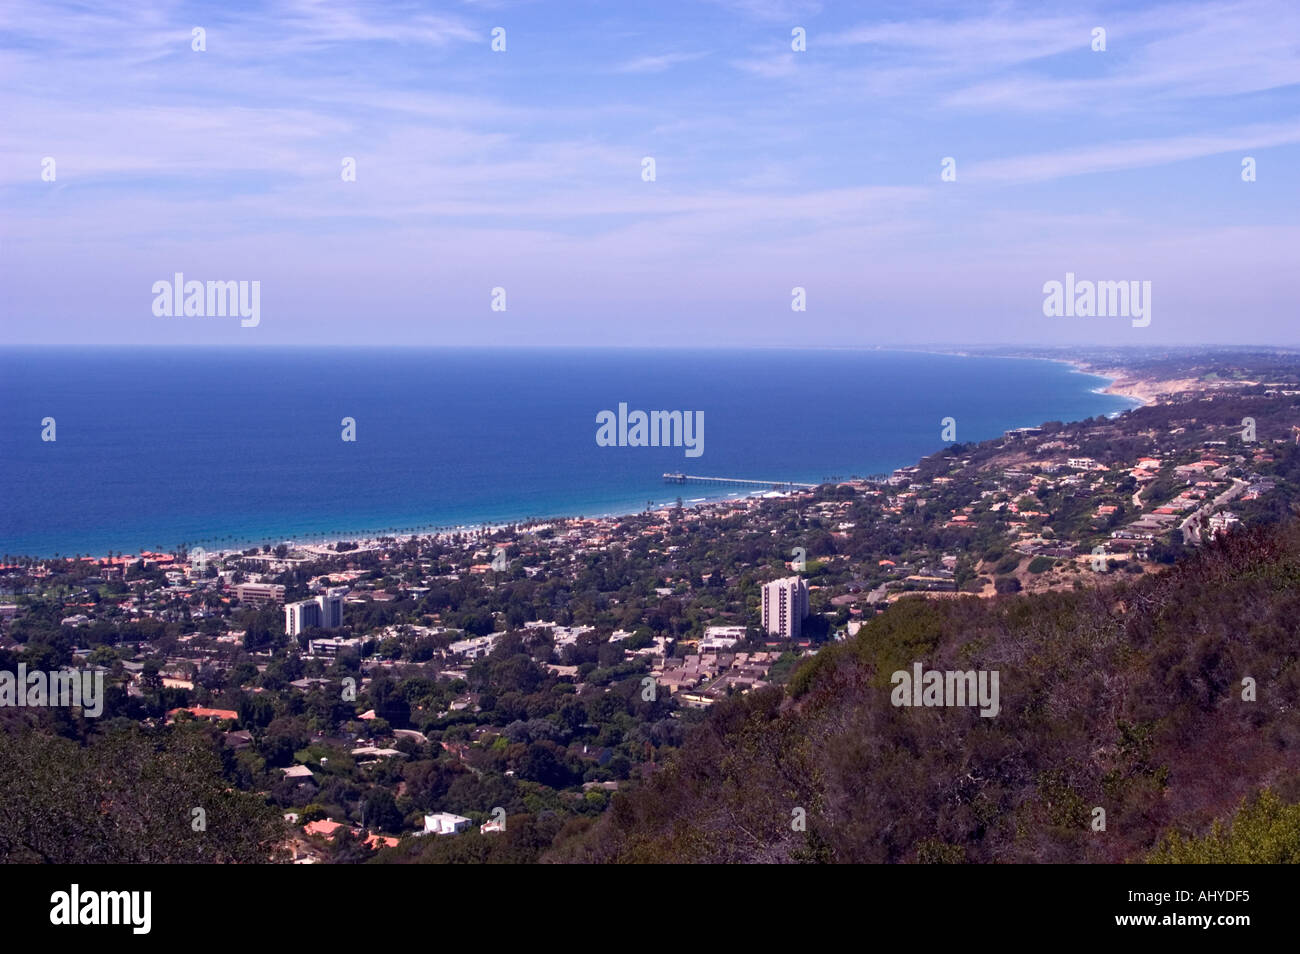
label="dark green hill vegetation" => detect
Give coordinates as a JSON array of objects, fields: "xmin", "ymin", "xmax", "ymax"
[
  {"xmin": 0, "ymin": 722, "xmax": 285, "ymax": 863},
  {"xmin": 548, "ymin": 520, "xmax": 1300, "ymax": 863}
]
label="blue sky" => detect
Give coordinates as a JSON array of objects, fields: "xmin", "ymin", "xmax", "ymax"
[{"xmin": 2, "ymin": 0, "xmax": 1298, "ymax": 346}]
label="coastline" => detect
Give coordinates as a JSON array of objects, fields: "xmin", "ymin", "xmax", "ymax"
[
  {"xmin": 1056, "ymin": 359, "xmax": 1157, "ymax": 408},
  {"xmin": 206, "ymin": 490, "xmax": 775, "ymax": 562},
  {"xmin": 4, "ymin": 349, "xmax": 1145, "ymax": 563},
  {"xmin": 885, "ymin": 346, "xmax": 1155, "ymax": 409}
]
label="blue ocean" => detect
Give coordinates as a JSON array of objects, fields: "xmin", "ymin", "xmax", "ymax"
[{"xmin": 0, "ymin": 348, "xmax": 1134, "ymax": 557}]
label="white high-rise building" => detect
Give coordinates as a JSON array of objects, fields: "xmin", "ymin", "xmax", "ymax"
[
  {"xmin": 318, "ymin": 588, "xmax": 344, "ymax": 628},
  {"xmin": 285, "ymin": 588, "xmax": 347, "ymax": 637},
  {"xmin": 285, "ymin": 600, "xmax": 318, "ymax": 637},
  {"xmin": 761, "ymin": 576, "xmax": 808, "ymax": 639}
]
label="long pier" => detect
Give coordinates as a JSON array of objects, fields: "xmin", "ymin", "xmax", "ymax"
[{"xmin": 663, "ymin": 472, "xmax": 818, "ymax": 491}]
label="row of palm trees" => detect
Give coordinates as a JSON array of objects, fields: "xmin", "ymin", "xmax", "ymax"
[
  {"xmin": 1, "ymin": 512, "xmax": 600, "ymax": 572},
  {"xmin": 174, "ymin": 514, "xmax": 587, "ymax": 554}
]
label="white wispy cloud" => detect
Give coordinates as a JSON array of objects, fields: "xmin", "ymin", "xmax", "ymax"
[
  {"xmin": 968, "ymin": 121, "xmax": 1300, "ymax": 183},
  {"xmin": 707, "ymin": 0, "xmax": 823, "ymax": 22},
  {"xmin": 615, "ymin": 51, "xmax": 706, "ymax": 73},
  {"xmin": 3, "ymin": 0, "xmax": 1297, "ymax": 346}
]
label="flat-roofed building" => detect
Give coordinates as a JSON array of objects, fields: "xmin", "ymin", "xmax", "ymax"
[
  {"xmin": 318, "ymin": 588, "xmax": 344, "ymax": 629},
  {"xmin": 761, "ymin": 576, "xmax": 808, "ymax": 640},
  {"xmin": 422, "ymin": 812, "xmax": 471, "ymax": 836},
  {"xmin": 286, "ymin": 599, "xmax": 321, "ymax": 637},
  {"xmin": 235, "ymin": 582, "xmax": 285, "ymax": 606},
  {"xmin": 286, "ymin": 588, "xmax": 347, "ymax": 637},
  {"xmin": 308, "ymin": 636, "xmax": 362, "ymax": 658},
  {"xmin": 700, "ymin": 625, "xmax": 747, "ymax": 652}
]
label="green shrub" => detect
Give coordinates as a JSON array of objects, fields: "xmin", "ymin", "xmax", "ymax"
[
  {"xmin": 1149, "ymin": 790, "xmax": 1300, "ymax": 863},
  {"xmin": 994, "ymin": 554, "xmax": 1021, "ymax": 574},
  {"xmin": 1027, "ymin": 556, "xmax": 1054, "ymax": 574}
]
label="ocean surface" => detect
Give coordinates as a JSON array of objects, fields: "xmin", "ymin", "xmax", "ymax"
[{"xmin": 0, "ymin": 348, "xmax": 1136, "ymax": 557}]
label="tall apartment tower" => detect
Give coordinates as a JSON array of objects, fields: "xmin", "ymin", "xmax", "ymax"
[
  {"xmin": 285, "ymin": 588, "xmax": 346, "ymax": 637},
  {"xmin": 284, "ymin": 600, "xmax": 320, "ymax": 637},
  {"xmin": 318, "ymin": 588, "xmax": 345, "ymax": 629},
  {"xmin": 761, "ymin": 576, "xmax": 809, "ymax": 639}
]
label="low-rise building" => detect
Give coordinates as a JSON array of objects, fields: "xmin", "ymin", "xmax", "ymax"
[
  {"xmin": 421, "ymin": 812, "xmax": 471, "ymax": 836},
  {"xmin": 235, "ymin": 583, "xmax": 285, "ymax": 606}
]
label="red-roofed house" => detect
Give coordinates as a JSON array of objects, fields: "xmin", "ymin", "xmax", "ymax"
[
  {"xmin": 364, "ymin": 832, "xmax": 399, "ymax": 850},
  {"xmin": 304, "ymin": 819, "xmax": 344, "ymax": 840}
]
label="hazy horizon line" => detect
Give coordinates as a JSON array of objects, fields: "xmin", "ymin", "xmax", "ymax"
[{"xmin": 4, "ymin": 342, "xmax": 1300, "ymax": 351}]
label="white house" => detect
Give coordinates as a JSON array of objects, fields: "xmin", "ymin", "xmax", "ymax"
[
  {"xmin": 699, "ymin": 625, "xmax": 745, "ymax": 652},
  {"xmin": 448, "ymin": 634, "xmax": 499, "ymax": 660},
  {"xmin": 422, "ymin": 812, "xmax": 471, "ymax": 836}
]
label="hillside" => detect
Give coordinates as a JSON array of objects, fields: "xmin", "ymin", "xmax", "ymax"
[{"xmin": 548, "ymin": 519, "xmax": 1300, "ymax": 863}]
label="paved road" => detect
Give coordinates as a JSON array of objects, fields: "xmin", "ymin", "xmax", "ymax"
[{"xmin": 1181, "ymin": 478, "xmax": 1248, "ymax": 545}]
